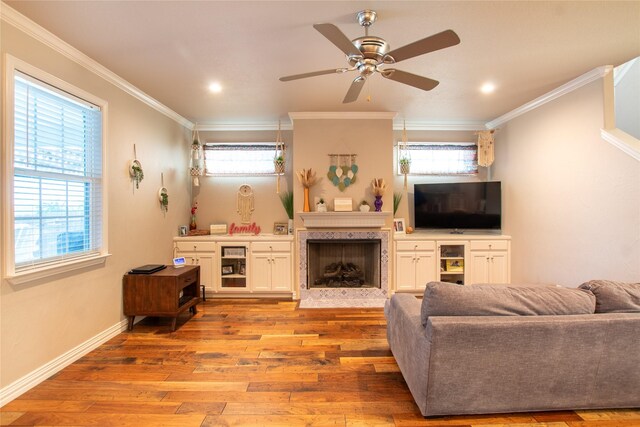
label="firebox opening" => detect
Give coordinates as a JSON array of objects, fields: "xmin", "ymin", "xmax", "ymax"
[{"xmin": 307, "ymin": 239, "xmax": 381, "ymax": 289}]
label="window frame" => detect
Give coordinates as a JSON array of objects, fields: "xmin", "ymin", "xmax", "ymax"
[
  {"xmin": 203, "ymin": 142, "xmax": 280, "ymax": 176},
  {"xmin": 397, "ymin": 141, "xmax": 478, "ymax": 176},
  {"xmin": 3, "ymin": 55, "xmax": 110, "ymax": 285}
]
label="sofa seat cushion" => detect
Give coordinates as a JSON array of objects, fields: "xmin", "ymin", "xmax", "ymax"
[
  {"xmin": 579, "ymin": 280, "xmax": 640, "ymax": 313},
  {"xmin": 420, "ymin": 281, "xmax": 595, "ymax": 326}
]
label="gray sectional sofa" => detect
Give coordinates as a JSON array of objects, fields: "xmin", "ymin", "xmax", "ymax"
[{"xmin": 385, "ymin": 280, "xmax": 640, "ymax": 417}]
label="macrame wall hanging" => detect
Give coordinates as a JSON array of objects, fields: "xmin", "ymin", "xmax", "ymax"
[
  {"xmin": 326, "ymin": 154, "xmax": 358, "ymax": 192},
  {"xmin": 398, "ymin": 121, "xmax": 411, "ymax": 190},
  {"xmin": 237, "ymin": 184, "xmax": 254, "ymax": 224},
  {"xmin": 189, "ymin": 127, "xmax": 204, "ymax": 186},
  {"xmin": 476, "ymin": 129, "xmax": 496, "ymax": 167},
  {"xmin": 273, "ymin": 121, "xmax": 286, "ymax": 194}
]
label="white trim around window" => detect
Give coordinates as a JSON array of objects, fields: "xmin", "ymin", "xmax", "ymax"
[{"xmin": 2, "ymin": 55, "xmax": 110, "ymax": 284}]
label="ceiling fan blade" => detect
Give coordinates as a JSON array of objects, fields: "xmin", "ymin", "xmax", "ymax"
[
  {"xmin": 381, "ymin": 69, "xmax": 439, "ymax": 91},
  {"xmin": 385, "ymin": 29, "xmax": 460, "ymax": 63},
  {"xmin": 313, "ymin": 23, "xmax": 362, "ymax": 57},
  {"xmin": 280, "ymin": 69, "xmax": 344, "ymax": 82},
  {"xmin": 342, "ymin": 77, "xmax": 366, "ymax": 103}
]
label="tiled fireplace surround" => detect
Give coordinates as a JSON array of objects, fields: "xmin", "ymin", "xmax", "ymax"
[{"xmin": 298, "ymin": 229, "xmax": 390, "ymax": 308}]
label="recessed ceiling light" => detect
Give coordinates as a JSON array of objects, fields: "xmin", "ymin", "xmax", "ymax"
[
  {"xmin": 481, "ymin": 82, "xmax": 495, "ymax": 94},
  {"xmin": 208, "ymin": 82, "xmax": 222, "ymax": 93}
]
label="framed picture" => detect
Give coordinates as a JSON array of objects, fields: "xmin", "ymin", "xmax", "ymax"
[
  {"xmin": 221, "ymin": 265, "xmax": 234, "ymax": 275},
  {"xmin": 223, "ymin": 247, "xmax": 245, "ymax": 257},
  {"xmin": 445, "ymin": 259, "xmax": 464, "ymax": 272},
  {"xmin": 393, "ymin": 218, "xmax": 406, "ymax": 234},
  {"xmin": 178, "ymin": 225, "xmax": 188, "ymax": 236},
  {"xmin": 273, "ymin": 222, "xmax": 288, "ymax": 235},
  {"xmin": 238, "ymin": 263, "xmax": 246, "ymax": 276}
]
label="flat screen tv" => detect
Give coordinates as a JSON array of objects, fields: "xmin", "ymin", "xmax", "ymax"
[{"xmin": 414, "ymin": 182, "xmax": 501, "ymax": 231}]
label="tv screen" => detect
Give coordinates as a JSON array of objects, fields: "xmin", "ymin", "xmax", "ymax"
[{"xmin": 414, "ymin": 182, "xmax": 501, "ymax": 231}]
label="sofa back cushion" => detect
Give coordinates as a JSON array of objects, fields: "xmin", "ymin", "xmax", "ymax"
[
  {"xmin": 420, "ymin": 281, "xmax": 596, "ymax": 326},
  {"xmin": 578, "ymin": 280, "xmax": 640, "ymax": 313}
]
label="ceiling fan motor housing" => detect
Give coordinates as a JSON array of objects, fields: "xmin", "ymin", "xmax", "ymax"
[{"xmin": 349, "ymin": 37, "xmax": 391, "ymax": 77}]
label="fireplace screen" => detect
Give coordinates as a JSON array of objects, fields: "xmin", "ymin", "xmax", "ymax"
[{"xmin": 307, "ymin": 239, "xmax": 381, "ymax": 288}]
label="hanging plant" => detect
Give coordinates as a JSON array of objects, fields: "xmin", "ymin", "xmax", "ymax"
[
  {"xmin": 399, "ymin": 157, "xmax": 411, "ymax": 175},
  {"xmin": 158, "ymin": 187, "xmax": 169, "ymax": 212},
  {"xmin": 274, "ymin": 121, "xmax": 286, "ymax": 193},
  {"xmin": 129, "ymin": 159, "xmax": 144, "ymax": 189}
]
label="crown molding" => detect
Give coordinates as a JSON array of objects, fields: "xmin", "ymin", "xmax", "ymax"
[
  {"xmin": 196, "ymin": 121, "xmax": 293, "ymax": 132},
  {"xmin": 392, "ymin": 120, "xmax": 485, "ymax": 131},
  {"xmin": 486, "ymin": 66, "xmax": 613, "ymax": 129},
  {"xmin": 288, "ymin": 112, "xmax": 397, "ymax": 121},
  {"xmin": 601, "ymin": 128, "xmax": 640, "ymax": 162},
  {"xmin": 1, "ymin": 4, "xmax": 193, "ymax": 129}
]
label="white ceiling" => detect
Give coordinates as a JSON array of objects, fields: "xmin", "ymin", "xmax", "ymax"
[{"xmin": 4, "ymin": 1, "xmax": 640, "ymax": 129}]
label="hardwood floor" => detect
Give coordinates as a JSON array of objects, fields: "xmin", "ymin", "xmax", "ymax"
[{"xmin": 1, "ymin": 298, "xmax": 638, "ymax": 426}]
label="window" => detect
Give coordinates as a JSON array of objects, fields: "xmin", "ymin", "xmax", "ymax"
[
  {"xmin": 8, "ymin": 66, "xmax": 105, "ymax": 277},
  {"xmin": 398, "ymin": 142, "xmax": 478, "ymax": 175},
  {"xmin": 204, "ymin": 143, "xmax": 278, "ymax": 175}
]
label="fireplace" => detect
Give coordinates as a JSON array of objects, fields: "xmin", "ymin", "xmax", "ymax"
[
  {"xmin": 307, "ymin": 239, "xmax": 381, "ymax": 289},
  {"xmin": 298, "ymin": 230, "xmax": 389, "ymax": 308}
]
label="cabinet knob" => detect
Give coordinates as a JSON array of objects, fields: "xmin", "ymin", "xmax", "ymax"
[{"xmin": 193, "ymin": 245, "xmax": 197, "ymax": 250}]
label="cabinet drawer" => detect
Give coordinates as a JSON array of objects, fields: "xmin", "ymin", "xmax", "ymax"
[
  {"xmin": 252, "ymin": 241, "xmax": 291, "ymax": 252},
  {"xmin": 180, "ymin": 270, "xmax": 199, "ymax": 288},
  {"xmin": 468, "ymin": 240, "xmax": 509, "ymax": 251},
  {"xmin": 396, "ymin": 240, "xmax": 436, "ymax": 251},
  {"xmin": 175, "ymin": 241, "xmax": 216, "ymax": 252}
]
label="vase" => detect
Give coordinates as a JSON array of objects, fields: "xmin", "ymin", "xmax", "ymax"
[
  {"xmin": 374, "ymin": 195, "xmax": 383, "ymax": 212},
  {"xmin": 189, "ymin": 215, "xmax": 197, "ymax": 230},
  {"xmin": 303, "ymin": 187, "xmax": 311, "ymax": 212}
]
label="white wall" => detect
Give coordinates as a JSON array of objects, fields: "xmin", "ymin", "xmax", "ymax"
[
  {"xmin": 0, "ymin": 19, "xmax": 190, "ymax": 392},
  {"xmin": 492, "ymin": 78, "xmax": 640, "ymax": 286}
]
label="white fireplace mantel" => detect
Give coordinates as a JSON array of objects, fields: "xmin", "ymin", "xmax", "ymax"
[{"xmin": 299, "ymin": 211, "xmax": 391, "ymax": 228}]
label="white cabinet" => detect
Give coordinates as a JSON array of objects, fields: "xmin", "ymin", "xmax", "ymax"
[
  {"xmin": 173, "ymin": 236, "xmax": 294, "ymax": 297},
  {"xmin": 251, "ymin": 241, "xmax": 292, "ymax": 292},
  {"xmin": 467, "ymin": 240, "xmax": 510, "ymax": 285},
  {"xmin": 174, "ymin": 241, "xmax": 217, "ymax": 294},
  {"xmin": 393, "ymin": 234, "xmax": 511, "ymax": 291},
  {"xmin": 394, "ymin": 241, "xmax": 437, "ymax": 291}
]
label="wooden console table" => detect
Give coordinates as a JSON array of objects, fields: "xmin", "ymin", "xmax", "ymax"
[{"xmin": 123, "ymin": 265, "xmax": 201, "ymax": 331}]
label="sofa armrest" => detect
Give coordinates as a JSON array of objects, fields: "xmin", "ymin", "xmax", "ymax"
[{"xmin": 385, "ymin": 294, "xmax": 431, "ymax": 416}]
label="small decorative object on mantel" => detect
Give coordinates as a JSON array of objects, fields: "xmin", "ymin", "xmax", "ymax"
[
  {"xmin": 399, "ymin": 120, "xmax": 411, "ymax": 190},
  {"xmin": 327, "ymin": 154, "xmax": 358, "ymax": 191},
  {"xmin": 189, "ymin": 202, "xmax": 198, "ymax": 230},
  {"xmin": 316, "ymin": 198, "xmax": 327, "ymax": 212},
  {"xmin": 189, "ymin": 127, "xmax": 204, "ymax": 187},
  {"xmin": 237, "ymin": 184, "xmax": 254, "ymax": 224},
  {"xmin": 371, "ymin": 178, "xmax": 386, "ymax": 212},
  {"xmin": 296, "ymin": 168, "xmax": 317, "ymax": 212},
  {"xmin": 129, "ymin": 144, "xmax": 144, "ymax": 189},
  {"xmin": 274, "ymin": 120, "xmax": 286, "ymax": 194},
  {"xmin": 476, "ymin": 129, "xmax": 496, "ymax": 167},
  {"xmin": 360, "ymin": 200, "xmax": 370, "ymax": 212}
]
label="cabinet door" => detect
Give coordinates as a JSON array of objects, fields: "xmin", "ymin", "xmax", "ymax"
[
  {"xmin": 395, "ymin": 252, "xmax": 417, "ymax": 291},
  {"xmin": 271, "ymin": 252, "xmax": 292, "ymax": 291},
  {"xmin": 488, "ymin": 251, "xmax": 509, "ymax": 284},
  {"xmin": 251, "ymin": 253, "xmax": 272, "ymax": 291},
  {"xmin": 469, "ymin": 252, "xmax": 490, "ymax": 284},
  {"xmin": 177, "ymin": 251, "xmax": 214, "ymax": 291},
  {"xmin": 414, "ymin": 251, "xmax": 437, "ymax": 290}
]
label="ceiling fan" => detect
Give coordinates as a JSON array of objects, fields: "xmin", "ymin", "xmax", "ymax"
[{"xmin": 279, "ymin": 10, "xmax": 461, "ymax": 103}]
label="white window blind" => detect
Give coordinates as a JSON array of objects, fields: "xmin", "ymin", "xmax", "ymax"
[
  {"xmin": 204, "ymin": 143, "xmax": 277, "ymax": 175},
  {"xmin": 13, "ymin": 72, "xmax": 103, "ymax": 272},
  {"xmin": 398, "ymin": 142, "xmax": 478, "ymax": 175}
]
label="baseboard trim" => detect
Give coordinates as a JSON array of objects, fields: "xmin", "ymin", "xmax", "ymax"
[{"xmin": 0, "ymin": 318, "xmax": 130, "ymax": 406}]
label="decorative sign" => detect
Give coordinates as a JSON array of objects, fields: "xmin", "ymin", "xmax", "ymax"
[{"xmin": 229, "ymin": 222, "xmax": 261, "ymax": 235}]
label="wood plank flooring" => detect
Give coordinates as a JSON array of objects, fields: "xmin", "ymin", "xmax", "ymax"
[{"xmin": 2, "ymin": 298, "xmax": 639, "ymax": 426}]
